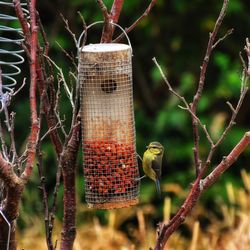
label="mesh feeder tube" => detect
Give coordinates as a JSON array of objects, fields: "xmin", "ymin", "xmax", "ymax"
[{"xmin": 79, "ymin": 43, "xmax": 140, "ymax": 209}]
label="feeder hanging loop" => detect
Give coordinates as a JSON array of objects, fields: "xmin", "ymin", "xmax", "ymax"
[{"xmin": 77, "ymin": 21, "xmax": 132, "ymax": 55}]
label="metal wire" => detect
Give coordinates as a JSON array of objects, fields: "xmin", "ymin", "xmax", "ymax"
[
  {"xmin": 77, "ymin": 21, "xmax": 133, "ymax": 55},
  {"xmin": 0, "ymin": 0, "xmax": 28, "ymax": 112},
  {"xmin": 79, "ymin": 43, "xmax": 139, "ymax": 209},
  {"xmin": 0, "ymin": 207, "xmax": 10, "ymax": 250}
]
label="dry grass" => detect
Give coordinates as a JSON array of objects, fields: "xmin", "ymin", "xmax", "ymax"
[{"xmin": 17, "ymin": 169, "xmax": 250, "ymax": 250}]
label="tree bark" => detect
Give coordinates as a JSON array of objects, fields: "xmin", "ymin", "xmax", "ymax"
[{"xmin": 60, "ymin": 122, "xmax": 81, "ymax": 250}]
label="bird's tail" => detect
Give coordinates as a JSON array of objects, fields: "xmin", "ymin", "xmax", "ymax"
[{"xmin": 156, "ymin": 179, "xmax": 161, "ymax": 198}]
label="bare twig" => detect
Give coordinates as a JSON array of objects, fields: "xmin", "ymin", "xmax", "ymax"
[
  {"xmin": 13, "ymin": 78, "xmax": 26, "ymax": 96},
  {"xmin": 97, "ymin": 0, "xmax": 110, "ymax": 22},
  {"xmin": 37, "ymin": 98, "xmax": 54, "ymax": 250},
  {"xmin": 45, "ymin": 56, "xmax": 74, "ymax": 109},
  {"xmin": 50, "ymin": 157, "xmax": 62, "ymax": 247},
  {"xmin": 204, "ymin": 73, "xmax": 248, "ymax": 167},
  {"xmin": 212, "ymin": 28, "xmax": 234, "ymax": 49},
  {"xmin": 40, "ymin": 122, "xmax": 62, "ymax": 141},
  {"xmin": 37, "ymin": 13, "xmax": 50, "ymax": 56},
  {"xmin": 244, "ymin": 38, "xmax": 250, "ymax": 76},
  {"xmin": 9, "ymin": 112, "xmax": 18, "ymax": 165},
  {"xmin": 191, "ymin": 0, "xmax": 229, "ymax": 175},
  {"xmin": 0, "ymin": 121, "xmax": 8, "ymax": 161},
  {"xmin": 152, "ymin": 57, "xmax": 214, "ymax": 145},
  {"xmin": 56, "ymin": 41, "xmax": 78, "ymax": 71},
  {"xmin": 113, "ymin": 0, "xmax": 158, "ymax": 42},
  {"xmin": 59, "ymin": 14, "xmax": 79, "ymax": 70},
  {"xmin": 77, "ymin": 11, "xmax": 87, "ymax": 51},
  {"xmin": 13, "ymin": 0, "xmax": 31, "ymax": 41},
  {"xmin": 54, "ymin": 78, "xmax": 67, "ymax": 138}
]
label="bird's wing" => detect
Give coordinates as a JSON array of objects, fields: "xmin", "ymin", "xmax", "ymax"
[{"xmin": 151, "ymin": 159, "xmax": 161, "ymax": 180}]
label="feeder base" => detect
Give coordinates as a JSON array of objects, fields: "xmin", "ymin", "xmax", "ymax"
[{"xmin": 87, "ymin": 198, "xmax": 139, "ymax": 209}]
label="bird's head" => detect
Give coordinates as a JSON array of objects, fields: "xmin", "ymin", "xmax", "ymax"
[{"xmin": 146, "ymin": 141, "xmax": 164, "ymax": 155}]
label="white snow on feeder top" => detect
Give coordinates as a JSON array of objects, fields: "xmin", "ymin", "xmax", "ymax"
[{"xmin": 81, "ymin": 43, "xmax": 131, "ymax": 53}]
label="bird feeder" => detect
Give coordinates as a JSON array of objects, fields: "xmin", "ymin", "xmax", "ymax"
[{"xmin": 79, "ymin": 42, "xmax": 140, "ymax": 209}]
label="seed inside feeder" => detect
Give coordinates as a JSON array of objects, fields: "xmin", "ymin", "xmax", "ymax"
[{"xmin": 84, "ymin": 140, "xmax": 137, "ymax": 195}]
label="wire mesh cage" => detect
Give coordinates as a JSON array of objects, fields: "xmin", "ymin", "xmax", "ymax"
[{"xmin": 79, "ymin": 43, "xmax": 140, "ymax": 209}]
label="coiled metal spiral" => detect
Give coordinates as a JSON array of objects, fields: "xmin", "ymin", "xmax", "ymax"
[{"xmin": 0, "ymin": 0, "xmax": 28, "ymax": 112}]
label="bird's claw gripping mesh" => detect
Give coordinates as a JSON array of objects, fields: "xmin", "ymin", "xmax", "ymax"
[{"xmin": 79, "ymin": 43, "xmax": 140, "ymax": 209}]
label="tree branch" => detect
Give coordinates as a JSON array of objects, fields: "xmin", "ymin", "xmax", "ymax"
[
  {"xmin": 60, "ymin": 119, "xmax": 81, "ymax": 250},
  {"xmin": 114, "ymin": 0, "xmax": 158, "ymax": 42},
  {"xmin": 154, "ymin": 131, "xmax": 250, "ymax": 250},
  {"xmin": 152, "ymin": 3, "xmax": 250, "ymax": 249},
  {"xmin": 202, "ymin": 132, "xmax": 250, "ymax": 190},
  {"xmin": 21, "ymin": 0, "xmax": 39, "ymax": 182},
  {"xmin": 152, "ymin": 57, "xmax": 214, "ymax": 145},
  {"xmin": 191, "ymin": 0, "xmax": 229, "ymax": 175},
  {"xmin": 100, "ymin": 0, "xmax": 124, "ymax": 43},
  {"xmin": 0, "ymin": 154, "xmax": 19, "ymax": 188}
]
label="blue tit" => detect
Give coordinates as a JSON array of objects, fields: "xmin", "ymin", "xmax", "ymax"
[{"xmin": 142, "ymin": 141, "xmax": 164, "ymax": 197}]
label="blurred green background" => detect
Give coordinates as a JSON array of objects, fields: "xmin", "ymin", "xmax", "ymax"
[{"xmin": 3, "ymin": 0, "xmax": 250, "ymax": 236}]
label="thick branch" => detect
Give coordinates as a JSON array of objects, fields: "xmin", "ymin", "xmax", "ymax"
[
  {"xmin": 100, "ymin": 0, "xmax": 124, "ymax": 43},
  {"xmin": 60, "ymin": 120, "xmax": 81, "ymax": 250},
  {"xmin": 0, "ymin": 154, "xmax": 20, "ymax": 188},
  {"xmin": 0, "ymin": 157, "xmax": 24, "ymax": 250},
  {"xmin": 21, "ymin": 0, "xmax": 39, "ymax": 181}
]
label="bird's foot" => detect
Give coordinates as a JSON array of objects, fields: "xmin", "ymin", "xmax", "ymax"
[
  {"xmin": 134, "ymin": 175, "xmax": 146, "ymax": 182},
  {"xmin": 136, "ymin": 153, "xmax": 143, "ymax": 162}
]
